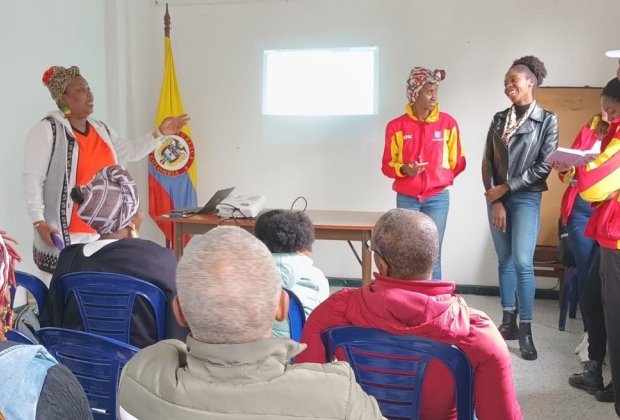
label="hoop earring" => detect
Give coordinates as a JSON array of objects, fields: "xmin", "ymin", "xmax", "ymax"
[{"xmin": 62, "ymin": 105, "xmax": 72, "ymax": 118}]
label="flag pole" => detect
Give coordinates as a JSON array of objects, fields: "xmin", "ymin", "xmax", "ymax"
[
  {"xmin": 164, "ymin": 3, "xmax": 171, "ymax": 249},
  {"xmin": 164, "ymin": 3, "xmax": 170, "ymax": 38},
  {"xmin": 150, "ymin": 1, "xmax": 197, "ymax": 248}
]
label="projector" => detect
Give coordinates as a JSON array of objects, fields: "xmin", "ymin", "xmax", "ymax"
[{"xmin": 217, "ymin": 194, "xmax": 266, "ymax": 219}]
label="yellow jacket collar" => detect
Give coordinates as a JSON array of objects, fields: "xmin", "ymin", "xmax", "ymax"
[{"xmin": 406, "ymin": 103, "xmax": 440, "ymax": 123}]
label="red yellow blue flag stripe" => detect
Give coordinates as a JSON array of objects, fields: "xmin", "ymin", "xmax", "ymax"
[{"xmin": 148, "ymin": 8, "xmax": 197, "ymax": 242}]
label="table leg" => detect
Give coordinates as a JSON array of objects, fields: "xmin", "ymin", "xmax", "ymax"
[
  {"xmin": 173, "ymin": 222, "xmax": 184, "ymax": 260},
  {"xmin": 361, "ymin": 233, "xmax": 372, "ymax": 286}
]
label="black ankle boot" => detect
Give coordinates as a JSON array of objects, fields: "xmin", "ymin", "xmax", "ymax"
[
  {"xmin": 595, "ymin": 381, "xmax": 614, "ymax": 402},
  {"xmin": 569, "ymin": 361, "xmax": 604, "ymax": 394},
  {"xmin": 498, "ymin": 310, "xmax": 518, "ymax": 340},
  {"xmin": 518, "ymin": 322, "xmax": 537, "ymax": 360}
]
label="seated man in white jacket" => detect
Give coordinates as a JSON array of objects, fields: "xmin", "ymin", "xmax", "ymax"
[
  {"xmin": 118, "ymin": 226, "xmax": 385, "ymax": 420},
  {"xmin": 254, "ymin": 209, "xmax": 330, "ymax": 338}
]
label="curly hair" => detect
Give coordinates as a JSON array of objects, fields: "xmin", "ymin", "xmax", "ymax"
[
  {"xmin": 371, "ymin": 209, "xmax": 438, "ymax": 280},
  {"xmin": 254, "ymin": 209, "xmax": 315, "ymax": 253},
  {"xmin": 602, "ymin": 77, "xmax": 620, "ymax": 102},
  {"xmin": 512, "ymin": 55, "xmax": 547, "ymax": 87}
]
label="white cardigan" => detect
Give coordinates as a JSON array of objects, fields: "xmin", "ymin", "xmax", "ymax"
[
  {"xmin": 23, "ymin": 111, "xmax": 162, "ymax": 272},
  {"xmin": 23, "ymin": 110, "xmax": 160, "ymax": 223}
]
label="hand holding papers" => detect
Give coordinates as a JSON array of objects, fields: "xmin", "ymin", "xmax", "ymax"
[{"xmin": 546, "ymin": 146, "xmax": 599, "ymax": 168}]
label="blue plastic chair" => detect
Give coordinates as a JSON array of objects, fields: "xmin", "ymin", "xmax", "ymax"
[
  {"xmin": 559, "ymin": 266, "xmax": 579, "ymax": 331},
  {"xmin": 56, "ymin": 272, "xmax": 167, "ymax": 344},
  {"xmin": 321, "ymin": 326, "xmax": 474, "ymax": 420},
  {"xmin": 38, "ymin": 327, "xmax": 138, "ymax": 420},
  {"xmin": 10, "ymin": 271, "xmax": 48, "ymax": 310},
  {"xmin": 283, "ymin": 288, "xmax": 305, "ymax": 341},
  {"xmin": 5, "ymin": 329, "xmax": 36, "ymax": 344}
]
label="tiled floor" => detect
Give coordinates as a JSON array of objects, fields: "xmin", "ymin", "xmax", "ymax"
[{"xmin": 459, "ymin": 294, "xmax": 615, "ymax": 420}]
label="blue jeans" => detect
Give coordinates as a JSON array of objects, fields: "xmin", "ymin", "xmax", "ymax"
[
  {"xmin": 487, "ymin": 191, "xmax": 541, "ymax": 322},
  {"xmin": 566, "ymin": 196, "xmax": 596, "ymax": 330},
  {"xmin": 397, "ymin": 189, "xmax": 449, "ymax": 279}
]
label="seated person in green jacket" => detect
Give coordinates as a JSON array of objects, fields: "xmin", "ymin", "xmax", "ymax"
[
  {"xmin": 254, "ymin": 209, "xmax": 330, "ymax": 338},
  {"xmin": 118, "ymin": 226, "xmax": 385, "ymax": 420}
]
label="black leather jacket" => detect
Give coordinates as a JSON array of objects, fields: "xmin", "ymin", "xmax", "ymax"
[{"xmin": 482, "ymin": 103, "xmax": 558, "ymax": 193}]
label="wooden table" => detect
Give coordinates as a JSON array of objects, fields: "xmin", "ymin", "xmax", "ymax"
[{"xmin": 156, "ymin": 210, "xmax": 383, "ymax": 285}]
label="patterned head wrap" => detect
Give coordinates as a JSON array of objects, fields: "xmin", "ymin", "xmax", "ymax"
[
  {"xmin": 42, "ymin": 65, "xmax": 81, "ymax": 103},
  {"xmin": 0, "ymin": 235, "xmax": 20, "ymax": 309},
  {"xmin": 72, "ymin": 165, "xmax": 140, "ymax": 235},
  {"xmin": 406, "ymin": 67, "xmax": 446, "ymax": 103}
]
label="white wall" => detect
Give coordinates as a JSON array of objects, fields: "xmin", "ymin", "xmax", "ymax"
[
  {"xmin": 2, "ymin": 0, "xmax": 619, "ymax": 286},
  {"xmin": 0, "ymin": 0, "xmax": 107, "ymax": 276}
]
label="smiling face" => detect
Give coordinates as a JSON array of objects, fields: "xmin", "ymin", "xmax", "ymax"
[
  {"xmin": 59, "ymin": 75, "xmax": 94, "ymax": 119},
  {"xmin": 504, "ymin": 67, "xmax": 535, "ymax": 106}
]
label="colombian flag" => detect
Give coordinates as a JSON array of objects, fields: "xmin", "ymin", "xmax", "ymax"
[{"xmin": 148, "ymin": 11, "xmax": 197, "ymax": 243}]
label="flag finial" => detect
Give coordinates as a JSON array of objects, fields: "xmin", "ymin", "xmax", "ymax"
[{"xmin": 164, "ymin": 3, "xmax": 171, "ymax": 38}]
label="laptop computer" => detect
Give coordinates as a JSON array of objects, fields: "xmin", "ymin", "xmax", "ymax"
[{"xmin": 170, "ymin": 187, "xmax": 235, "ymax": 217}]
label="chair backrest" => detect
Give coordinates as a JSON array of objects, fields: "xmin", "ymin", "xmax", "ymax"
[
  {"xmin": 56, "ymin": 271, "xmax": 167, "ymax": 344},
  {"xmin": 11, "ymin": 271, "xmax": 48, "ymax": 310},
  {"xmin": 5, "ymin": 329, "xmax": 36, "ymax": 345},
  {"xmin": 283, "ymin": 288, "xmax": 305, "ymax": 341},
  {"xmin": 37, "ymin": 327, "xmax": 138, "ymax": 420},
  {"xmin": 321, "ymin": 326, "xmax": 474, "ymax": 420}
]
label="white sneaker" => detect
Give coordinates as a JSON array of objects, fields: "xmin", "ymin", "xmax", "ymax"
[{"xmin": 575, "ymin": 332, "xmax": 589, "ymax": 355}]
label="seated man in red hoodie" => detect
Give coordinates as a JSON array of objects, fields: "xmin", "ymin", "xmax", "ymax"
[{"xmin": 297, "ymin": 208, "xmax": 522, "ymax": 420}]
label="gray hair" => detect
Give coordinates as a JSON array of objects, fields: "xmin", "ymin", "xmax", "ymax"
[
  {"xmin": 371, "ymin": 208, "xmax": 438, "ymax": 280},
  {"xmin": 176, "ymin": 226, "xmax": 280, "ymax": 343}
]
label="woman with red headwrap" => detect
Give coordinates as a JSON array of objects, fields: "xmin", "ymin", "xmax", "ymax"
[
  {"xmin": 23, "ymin": 65, "xmax": 190, "ymax": 279},
  {"xmin": 381, "ymin": 67, "xmax": 466, "ymax": 280},
  {"xmin": 0, "ymin": 232, "xmax": 92, "ymax": 419}
]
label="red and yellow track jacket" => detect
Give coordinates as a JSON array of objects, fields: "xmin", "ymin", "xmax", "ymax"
[
  {"xmin": 578, "ymin": 124, "xmax": 620, "ymax": 250},
  {"xmin": 382, "ymin": 104, "xmax": 466, "ymax": 201},
  {"xmin": 558, "ymin": 115, "xmax": 617, "ymax": 225}
]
